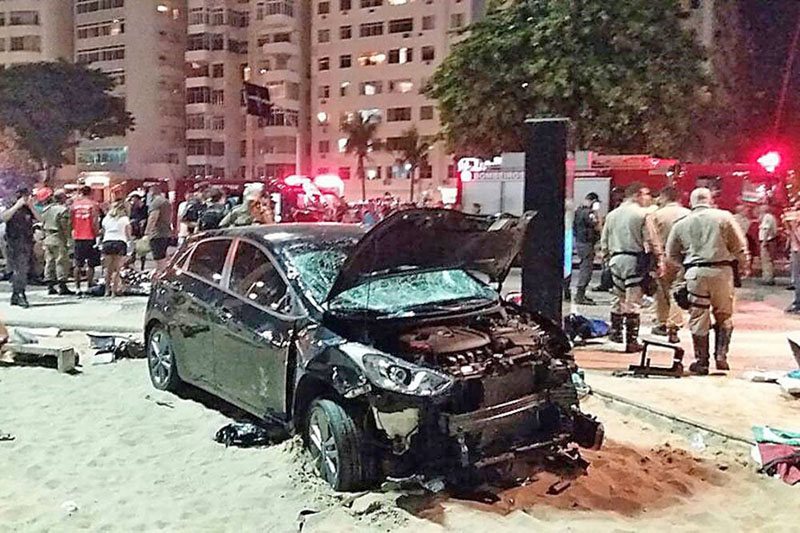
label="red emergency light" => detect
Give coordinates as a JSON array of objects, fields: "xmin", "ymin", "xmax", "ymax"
[{"xmin": 758, "ymin": 151, "xmax": 782, "ymax": 173}]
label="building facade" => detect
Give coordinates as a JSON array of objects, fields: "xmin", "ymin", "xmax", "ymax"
[
  {"xmin": 0, "ymin": 0, "xmax": 73, "ymax": 66},
  {"xmin": 74, "ymin": 0, "xmax": 187, "ymax": 187},
  {"xmin": 310, "ymin": 0, "xmax": 484, "ymax": 201}
]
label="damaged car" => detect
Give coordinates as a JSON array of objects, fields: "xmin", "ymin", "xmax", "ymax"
[{"xmin": 144, "ymin": 209, "xmax": 603, "ymax": 490}]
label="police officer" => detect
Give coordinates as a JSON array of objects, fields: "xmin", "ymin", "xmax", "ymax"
[
  {"xmin": 600, "ymin": 182, "xmax": 663, "ymax": 353},
  {"xmin": 41, "ymin": 189, "xmax": 75, "ymax": 295},
  {"xmin": 651, "ymin": 187, "xmax": 690, "ymax": 343},
  {"xmin": 1, "ymin": 187, "xmax": 39, "ymax": 307},
  {"xmin": 666, "ymin": 188, "xmax": 750, "ymax": 375},
  {"xmin": 573, "ymin": 192, "xmax": 601, "ymax": 305}
]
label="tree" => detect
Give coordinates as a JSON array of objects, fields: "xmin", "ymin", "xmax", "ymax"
[
  {"xmin": 395, "ymin": 127, "xmax": 431, "ymax": 203},
  {"xmin": 426, "ymin": 0, "xmax": 709, "ymax": 159},
  {"xmin": 0, "ymin": 61, "xmax": 134, "ymax": 181},
  {"xmin": 0, "ymin": 128, "xmax": 38, "ymax": 200},
  {"xmin": 341, "ymin": 114, "xmax": 381, "ymax": 202}
]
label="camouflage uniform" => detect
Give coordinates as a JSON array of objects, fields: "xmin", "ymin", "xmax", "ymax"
[{"xmin": 41, "ymin": 202, "xmax": 72, "ymax": 291}]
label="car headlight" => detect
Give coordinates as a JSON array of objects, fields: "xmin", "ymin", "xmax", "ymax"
[{"xmin": 362, "ymin": 354, "xmax": 453, "ymax": 397}]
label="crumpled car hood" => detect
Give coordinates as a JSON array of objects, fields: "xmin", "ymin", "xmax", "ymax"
[{"xmin": 325, "ymin": 209, "xmax": 535, "ymax": 303}]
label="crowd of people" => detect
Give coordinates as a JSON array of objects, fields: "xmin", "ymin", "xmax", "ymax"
[{"xmin": 572, "ymin": 182, "xmax": 800, "ymax": 375}]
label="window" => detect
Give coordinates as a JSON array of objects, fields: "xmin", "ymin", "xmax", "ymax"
[
  {"xmin": 319, "ymin": 85, "xmax": 330, "ymax": 99},
  {"xmin": 422, "ymin": 15, "xmax": 435, "ymax": 30},
  {"xmin": 388, "ymin": 18, "xmax": 413, "ymax": 34},
  {"xmin": 77, "ymin": 19, "xmax": 125, "ymax": 39},
  {"xmin": 359, "ymin": 81, "xmax": 382, "ymax": 95},
  {"xmin": 419, "ymin": 163, "xmax": 433, "ymax": 180},
  {"xmin": 319, "ymin": 1, "xmax": 331, "ymax": 14},
  {"xmin": 422, "ymin": 46, "xmax": 435, "ymax": 61},
  {"xmin": 10, "ymin": 35, "xmax": 41, "ymax": 52},
  {"xmin": 339, "ymin": 25, "xmax": 352, "ymax": 39},
  {"xmin": 186, "ymin": 114, "xmax": 205, "ymax": 129},
  {"xmin": 340, "ymin": 81, "xmax": 350, "ymax": 96},
  {"xmin": 211, "ymin": 90, "xmax": 224, "ymax": 105},
  {"xmin": 186, "ymin": 61, "xmax": 210, "ymax": 78},
  {"xmin": 450, "ymin": 13, "xmax": 465, "ymax": 29},
  {"xmin": 341, "ymin": 0, "xmax": 352, "ymax": 9},
  {"xmin": 387, "ymin": 107, "xmax": 411, "ymax": 122},
  {"xmin": 319, "ymin": 140, "xmax": 330, "ymax": 153},
  {"xmin": 318, "ymin": 29, "xmax": 330, "ymax": 43},
  {"xmin": 388, "ymin": 47, "xmax": 412, "ymax": 64},
  {"xmin": 360, "ymin": 22, "xmax": 384, "ymax": 38},
  {"xmin": 319, "ymin": 56, "xmax": 330, "ymax": 71},
  {"xmin": 339, "ymin": 54, "xmax": 352, "ymax": 68},
  {"xmin": 420, "ymin": 105, "xmax": 434, "ymax": 120},
  {"xmin": 339, "ymin": 167, "xmax": 351, "ymax": 180},
  {"xmin": 360, "ymin": 0, "xmax": 382, "ymax": 7},
  {"xmin": 9, "ymin": 10, "xmax": 39, "ymax": 26},
  {"xmin": 186, "ymin": 87, "xmax": 211, "ymax": 104},
  {"xmin": 358, "ymin": 51, "xmax": 386, "ymax": 66},
  {"xmin": 188, "ymin": 240, "xmax": 230, "ymax": 284},
  {"xmin": 76, "ymin": 0, "xmax": 125, "ymax": 15},
  {"xmin": 230, "ymin": 242, "xmax": 291, "ymax": 313},
  {"xmin": 211, "ymin": 63, "xmax": 224, "ymax": 78},
  {"xmin": 211, "ymin": 116, "xmax": 225, "ymax": 130},
  {"xmin": 388, "ymin": 79, "xmax": 413, "ymax": 93}
]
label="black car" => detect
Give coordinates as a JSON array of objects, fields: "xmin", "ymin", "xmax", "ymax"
[{"xmin": 145, "ymin": 209, "xmax": 603, "ymax": 490}]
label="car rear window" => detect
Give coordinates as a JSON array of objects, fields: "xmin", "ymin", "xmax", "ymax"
[{"xmin": 187, "ymin": 239, "xmax": 230, "ymax": 284}]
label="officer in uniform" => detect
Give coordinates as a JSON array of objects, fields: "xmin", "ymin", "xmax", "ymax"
[
  {"xmin": 572, "ymin": 192, "xmax": 601, "ymax": 305},
  {"xmin": 651, "ymin": 187, "xmax": 690, "ymax": 343},
  {"xmin": 666, "ymin": 188, "xmax": 750, "ymax": 375},
  {"xmin": 40, "ymin": 189, "xmax": 75, "ymax": 295},
  {"xmin": 600, "ymin": 182, "xmax": 663, "ymax": 353}
]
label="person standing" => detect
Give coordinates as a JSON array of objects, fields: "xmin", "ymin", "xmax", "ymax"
[
  {"xmin": 144, "ymin": 186, "xmax": 172, "ymax": 275},
  {"xmin": 573, "ymin": 192, "xmax": 601, "ymax": 305},
  {"xmin": 197, "ymin": 187, "xmax": 227, "ymax": 231},
  {"xmin": 127, "ymin": 192, "xmax": 148, "ymax": 270},
  {"xmin": 40, "ymin": 189, "xmax": 75, "ymax": 295},
  {"xmin": 651, "ymin": 187, "xmax": 690, "ymax": 343},
  {"xmin": 70, "ymin": 185, "xmax": 101, "ymax": 294},
  {"xmin": 1, "ymin": 187, "xmax": 39, "ymax": 307},
  {"xmin": 600, "ymin": 183, "xmax": 663, "ymax": 353},
  {"xmin": 786, "ymin": 204, "xmax": 800, "ymax": 314},
  {"xmin": 220, "ymin": 184, "xmax": 273, "ymax": 227},
  {"xmin": 101, "ymin": 199, "xmax": 132, "ymax": 297},
  {"xmin": 758, "ymin": 204, "xmax": 778, "ymax": 285},
  {"xmin": 666, "ymin": 188, "xmax": 750, "ymax": 375}
]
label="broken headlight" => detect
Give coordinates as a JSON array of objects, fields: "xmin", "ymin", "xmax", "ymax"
[{"xmin": 362, "ymin": 354, "xmax": 453, "ymax": 397}]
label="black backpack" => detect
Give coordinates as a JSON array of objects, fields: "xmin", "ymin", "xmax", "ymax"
[
  {"xmin": 183, "ymin": 201, "xmax": 205, "ymax": 223},
  {"xmin": 199, "ymin": 204, "xmax": 226, "ymax": 231}
]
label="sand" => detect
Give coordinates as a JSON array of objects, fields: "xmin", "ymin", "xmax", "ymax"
[{"xmin": 1, "ymin": 333, "xmax": 799, "ymax": 532}]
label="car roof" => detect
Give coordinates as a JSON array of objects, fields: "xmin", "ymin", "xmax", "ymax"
[{"xmin": 197, "ymin": 223, "xmax": 366, "ymax": 250}]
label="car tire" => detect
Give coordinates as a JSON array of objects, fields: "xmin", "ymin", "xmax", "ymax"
[
  {"xmin": 305, "ymin": 398, "xmax": 376, "ymax": 491},
  {"xmin": 147, "ymin": 325, "xmax": 182, "ymax": 392}
]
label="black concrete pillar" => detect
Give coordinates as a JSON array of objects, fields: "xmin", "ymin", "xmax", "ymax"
[{"xmin": 522, "ymin": 118, "xmax": 569, "ymax": 324}]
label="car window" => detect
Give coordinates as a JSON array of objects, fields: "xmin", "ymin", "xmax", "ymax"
[
  {"xmin": 187, "ymin": 239, "xmax": 230, "ymax": 284},
  {"xmin": 230, "ymin": 241, "xmax": 291, "ymax": 313}
]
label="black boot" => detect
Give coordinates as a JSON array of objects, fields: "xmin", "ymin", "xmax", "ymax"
[
  {"xmin": 625, "ymin": 314, "xmax": 644, "ymax": 353},
  {"xmin": 714, "ymin": 324, "xmax": 732, "ymax": 371},
  {"xmin": 667, "ymin": 326, "xmax": 680, "ymax": 345},
  {"xmin": 47, "ymin": 281, "xmax": 58, "ymax": 295},
  {"xmin": 19, "ymin": 292, "xmax": 30, "ymax": 308},
  {"xmin": 10, "ymin": 292, "xmax": 20, "ymax": 307},
  {"xmin": 689, "ymin": 335, "xmax": 710, "ymax": 375},
  {"xmin": 651, "ymin": 324, "xmax": 668, "ymax": 337},
  {"xmin": 575, "ymin": 288, "xmax": 596, "ymax": 305},
  {"xmin": 58, "ymin": 282, "xmax": 75, "ymax": 296},
  {"xmin": 609, "ymin": 312, "xmax": 624, "ymax": 343}
]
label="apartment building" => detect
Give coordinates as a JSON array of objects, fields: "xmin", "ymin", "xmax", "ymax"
[
  {"xmin": 0, "ymin": 0, "xmax": 73, "ymax": 66},
  {"xmin": 185, "ymin": 0, "xmax": 249, "ymax": 180},
  {"xmin": 74, "ymin": 0, "xmax": 187, "ymax": 187},
  {"xmin": 310, "ymin": 0, "xmax": 484, "ymax": 200},
  {"xmin": 245, "ymin": 0, "xmax": 311, "ymax": 181}
]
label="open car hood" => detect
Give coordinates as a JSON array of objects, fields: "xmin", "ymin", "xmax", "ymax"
[{"xmin": 324, "ymin": 209, "xmax": 535, "ymax": 303}]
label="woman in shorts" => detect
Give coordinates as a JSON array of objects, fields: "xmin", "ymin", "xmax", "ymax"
[{"xmin": 101, "ymin": 199, "xmax": 131, "ymax": 297}]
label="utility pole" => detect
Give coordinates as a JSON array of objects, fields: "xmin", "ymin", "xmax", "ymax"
[{"xmin": 774, "ymin": 4, "xmax": 800, "ymax": 137}]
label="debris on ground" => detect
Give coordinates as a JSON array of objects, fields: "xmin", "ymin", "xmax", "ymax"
[
  {"xmin": 214, "ymin": 422, "xmax": 273, "ymax": 447},
  {"xmin": 0, "ymin": 431, "xmax": 14, "ymax": 442},
  {"xmin": 144, "ymin": 394, "xmax": 175, "ymax": 409},
  {"xmin": 60, "ymin": 501, "xmax": 79, "ymax": 515}
]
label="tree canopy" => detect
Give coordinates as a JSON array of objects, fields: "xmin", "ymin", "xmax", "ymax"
[
  {"xmin": 394, "ymin": 127, "xmax": 431, "ymax": 202},
  {"xmin": 342, "ymin": 115, "xmax": 382, "ymax": 201},
  {"xmin": 0, "ymin": 61, "xmax": 134, "ymax": 170},
  {"xmin": 426, "ymin": 0, "xmax": 709, "ymax": 158},
  {"xmin": 0, "ymin": 128, "xmax": 38, "ymax": 200}
]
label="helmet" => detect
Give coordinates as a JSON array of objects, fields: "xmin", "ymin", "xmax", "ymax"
[{"xmin": 35, "ymin": 187, "xmax": 53, "ymax": 203}]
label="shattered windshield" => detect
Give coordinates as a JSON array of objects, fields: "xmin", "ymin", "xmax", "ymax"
[{"xmin": 286, "ymin": 245, "xmax": 498, "ymax": 314}]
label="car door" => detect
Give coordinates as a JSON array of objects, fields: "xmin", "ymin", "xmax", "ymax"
[
  {"xmin": 213, "ymin": 238, "xmax": 299, "ymax": 419},
  {"xmin": 177, "ymin": 238, "xmax": 233, "ymax": 385}
]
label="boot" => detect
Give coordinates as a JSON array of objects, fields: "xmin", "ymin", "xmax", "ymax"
[
  {"xmin": 47, "ymin": 281, "xmax": 58, "ymax": 295},
  {"xmin": 714, "ymin": 324, "xmax": 733, "ymax": 371},
  {"xmin": 58, "ymin": 282, "xmax": 75, "ymax": 296},
  {"xmin": 651, "ymin": 324, "xmax": 668, "ymax": 337},
  {"xmin": 19, "ymin": 292, "xmax": 30, "ymax": 308},
  {"xmin": 609, "ymin": 313, "xmax": 624, "ymax": 343},
  {"xmin": 10, "ymin": 292, "xmax": 20, "ymax": 307},
  {"xmin": 575, "ymin": 288, "xmax": 596, "ymax": 305},
  {"xmin": 625, "ymin": 314, "xmax": 644, "ymax": 353},
  {"xmin": 667, "ymin": 326, "xmax": 680, "ymax": 345},
  {"xmin": 11, "ymin": 292, "xmax": 29, "ymax": 308},
  {"xmin": 689, "ymin": 335, "xmax": 710, "ymax": 375}
]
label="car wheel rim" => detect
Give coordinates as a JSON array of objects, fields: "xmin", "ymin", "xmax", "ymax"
[
  {"xmin": 149, "ymin": 330, "xmax": 173, "ymax": 386},
  {"xmin": 308, "ymin": 409, "xmax": 338, "ymax": 484}
]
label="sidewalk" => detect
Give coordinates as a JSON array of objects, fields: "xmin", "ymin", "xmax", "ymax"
[{"xmin": 0, "ymin": 283, "xmax": 145, "ymax": 333}]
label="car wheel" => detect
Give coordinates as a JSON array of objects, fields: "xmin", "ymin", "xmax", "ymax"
[
  {"xmin": 305, "ymin": 399, "xmax": 375, "ymax": 491},
  {"xmin": 147, "ymin": 325, "xmax": 182, "ymax": 391}
]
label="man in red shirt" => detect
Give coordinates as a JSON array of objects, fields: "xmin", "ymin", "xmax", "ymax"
[{"xmin": 70, "ymin": 186, "xmax": 101, "ymax": 293}]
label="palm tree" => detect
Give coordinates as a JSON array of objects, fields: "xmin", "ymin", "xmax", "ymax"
[
  {"xmin": 396, "ymin": 127, "xmax": 431, "ymax": 204},
  {"xmin": 341, "ymin": 114, "xmax": 381, "ymax": 202}
]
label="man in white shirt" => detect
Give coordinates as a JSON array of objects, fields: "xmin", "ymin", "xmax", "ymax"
[{"xmin": 758, "ymin": 205, "xmax": 778, "ymax": 285}]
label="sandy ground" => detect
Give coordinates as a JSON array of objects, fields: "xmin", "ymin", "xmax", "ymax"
[{"xmin": 1, "ymin": 333, "xmax": 799, "ymax": 533}]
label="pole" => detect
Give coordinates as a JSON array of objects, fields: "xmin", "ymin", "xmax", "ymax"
[
  {"xmin": 522, "ymin": 118, "xmax": 569, "ymax": 324},
  {"xmin": 774, "ymin": 4, "xmax": 800, "ymax": 137}
]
